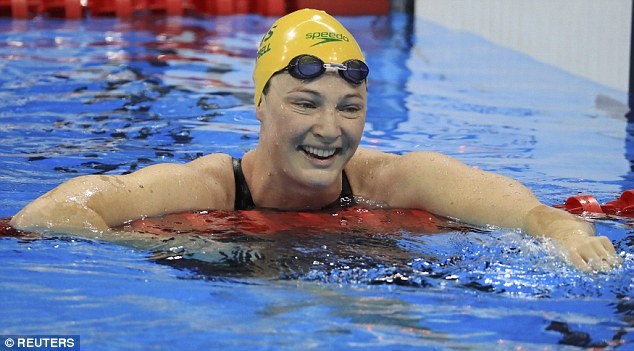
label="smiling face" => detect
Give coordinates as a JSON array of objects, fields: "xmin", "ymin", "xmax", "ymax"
[{"xmin": 255, "ymin": 72, "xmax": 367, "ymax": 189}]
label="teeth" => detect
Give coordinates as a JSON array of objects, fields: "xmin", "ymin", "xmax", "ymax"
[{"xmin": 303, "ymin": 146, "xmax": 336, "ymax": 158}]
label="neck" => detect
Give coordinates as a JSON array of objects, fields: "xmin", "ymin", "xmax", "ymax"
[{"xmin": 242, "ymin": 149, "xmax": 342, "ymax": 210}]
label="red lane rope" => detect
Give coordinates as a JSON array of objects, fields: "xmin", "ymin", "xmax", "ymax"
[
  {"xmin": 0, "ymin": 0, "xmax": 389, "ymax": 19},
  {"xmin": 553, "ymin": 189, "xmax": 634, "ymax": 217}
]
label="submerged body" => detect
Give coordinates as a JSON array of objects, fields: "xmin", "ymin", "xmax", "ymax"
[{"xmin": 9, "ymin": 9, "xmax": 620, "ymax": 273}]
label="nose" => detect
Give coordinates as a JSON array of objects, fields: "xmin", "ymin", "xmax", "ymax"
[{"xmin": 312, "ymin": 108, "xmax": 340, "ymax": 142}]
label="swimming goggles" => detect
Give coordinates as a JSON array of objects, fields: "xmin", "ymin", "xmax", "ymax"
[{"xmin": 282, "ymin": 54, "xmax": 369, "ymax": 84}]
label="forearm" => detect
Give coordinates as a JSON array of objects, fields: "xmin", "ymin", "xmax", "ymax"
[
  {"xmin": 386, "ymin": 152, "xmax": 620, "ymax": 271},
  {"xmin": 523, "ymin": 204, "xmax": 621, "ymax": 272},
  {"xmin": 451, "ymin": 174, "xmax": 542, "ymax": 229},
  {"xmin": 523, "ymin": 204, "xmax": 595, "ymax": 243},
  {"xmin": 468, "ymin": 190, "xmax": 620, "ymax": 272}
]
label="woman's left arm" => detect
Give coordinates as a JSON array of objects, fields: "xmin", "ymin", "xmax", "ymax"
[{"xmin": 359, "ymin": 150, "xmax": 621, "ymax": 272}]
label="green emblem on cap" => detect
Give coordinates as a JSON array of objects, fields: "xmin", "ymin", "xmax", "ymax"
[{"xmin": 305, "ymin": 32, "xmax": 350, "ymax": 47}]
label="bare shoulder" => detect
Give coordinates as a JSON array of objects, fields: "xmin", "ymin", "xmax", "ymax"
[
  {"xmin": 124, "ymin": 153, "xmax": 234, "ymax": 188},
  {"xmin": 345, "ymin": 149, "xmax": 461, "ymax": 204},
  {"xmin": 345, "ymin": 148, "xmax": 396, "ymax": 201},
  {"xmin": 349, "ymin": 147, "xmax": 395, "ymax": 163},
  {"xmin": 347, "ymin": 149, "xmax": 453, "ymax": 176},
  {"xmin": 399, "ymin": 150, "xmax": 465, "ymax": 167},
  {"xmin": 186, "ymin": 153, "xmax": 233, "ymax": 174},
  {"xmin": 349, "ymin": 149, "xmax": 450, "ymax": 165},
  {"xmin": 123, "ymin": 152, "xmax": 236, "ymax": 211},
  {"xmin": 184, "ymin": 153, "xmax": 235, "ymax": 198}
]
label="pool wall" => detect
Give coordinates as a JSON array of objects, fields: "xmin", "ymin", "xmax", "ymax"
[{"xmin": 415, "ymin": 0, "xmax": 632, "ymax": 94}]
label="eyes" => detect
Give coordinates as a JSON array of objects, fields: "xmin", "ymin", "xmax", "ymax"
[
  {"xmin": 339, "ymin": 104, "xmax": 363, "ymax": 114},
  {"xmin": 287, "ymin": 96, "xmax": 365, "ymax": 118},
  {"xmin": 293, "ymin": 100, "xmax": 317, "ymax": 110}
]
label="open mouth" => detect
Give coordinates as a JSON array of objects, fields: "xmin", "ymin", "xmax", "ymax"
[{"xmin": 300, "ymin": 145, "xmax": 340, "ymax": 160}]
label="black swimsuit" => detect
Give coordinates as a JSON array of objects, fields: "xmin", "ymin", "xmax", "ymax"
[{"xmin": 232, "ymin": 157, "xmax": 354, "ymax": 210}]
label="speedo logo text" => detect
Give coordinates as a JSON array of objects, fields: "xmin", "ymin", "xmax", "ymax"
[{"xmin": 306, "ymin": 32, "xmax": 350, "ymax": 46}]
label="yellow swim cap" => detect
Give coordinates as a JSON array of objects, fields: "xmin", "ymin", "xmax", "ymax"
[{"xmin": 253, "ymin": 8, "xmax": 365, "ymax": 105}]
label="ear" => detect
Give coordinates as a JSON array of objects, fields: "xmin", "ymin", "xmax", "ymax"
[{"xmin": 255, "ymin": 96, "xmax": 266, "ymax": 123}]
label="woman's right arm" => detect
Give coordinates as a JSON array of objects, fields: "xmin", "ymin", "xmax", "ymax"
[{"xmin": 9, "ymin": 154, "xmax": 234, "ymax": 232}]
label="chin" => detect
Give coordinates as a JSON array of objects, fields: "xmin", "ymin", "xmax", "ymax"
[{"xmin": 296, "ymin": 168, "xmax": 341, "ymax": 189}]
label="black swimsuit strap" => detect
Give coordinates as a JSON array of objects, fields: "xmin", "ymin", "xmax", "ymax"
[
  {"xmin": 232, "ymin": 157, "xmax": 355, "ymax": 210},
  {"xmin": 233, "ymin": 157, "xmax": 256, "ymax": 210},
  {"xmin": 339, "ymin": 169, "xmax": 354, "ymax": 207}
]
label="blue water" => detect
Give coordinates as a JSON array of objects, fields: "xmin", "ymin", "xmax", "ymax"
[{"xmin": 0, "ymin": 13, "xmax": 633, "ymax": 350}]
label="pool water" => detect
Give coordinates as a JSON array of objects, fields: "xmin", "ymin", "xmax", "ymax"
[{"xmin": 1, "ymin": 12, "xmax": 633, "ymax": 350}]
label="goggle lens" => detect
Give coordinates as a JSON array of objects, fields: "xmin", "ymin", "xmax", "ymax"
[
  {"xmin": 294, "ymin": 55, "xmax": 325, "ymax": 78},
  {"xmin": 284, "ymin": 55, "xmax": 368, "ymax": 84},
  {"xmin": 341, "ymin": 59, "xmax": 369, "ymax": 83}
]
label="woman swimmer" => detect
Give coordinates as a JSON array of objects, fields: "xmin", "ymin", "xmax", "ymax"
[{"xmin": 9, "ymin": 9, "xmax": 621, "ymax": 272}]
